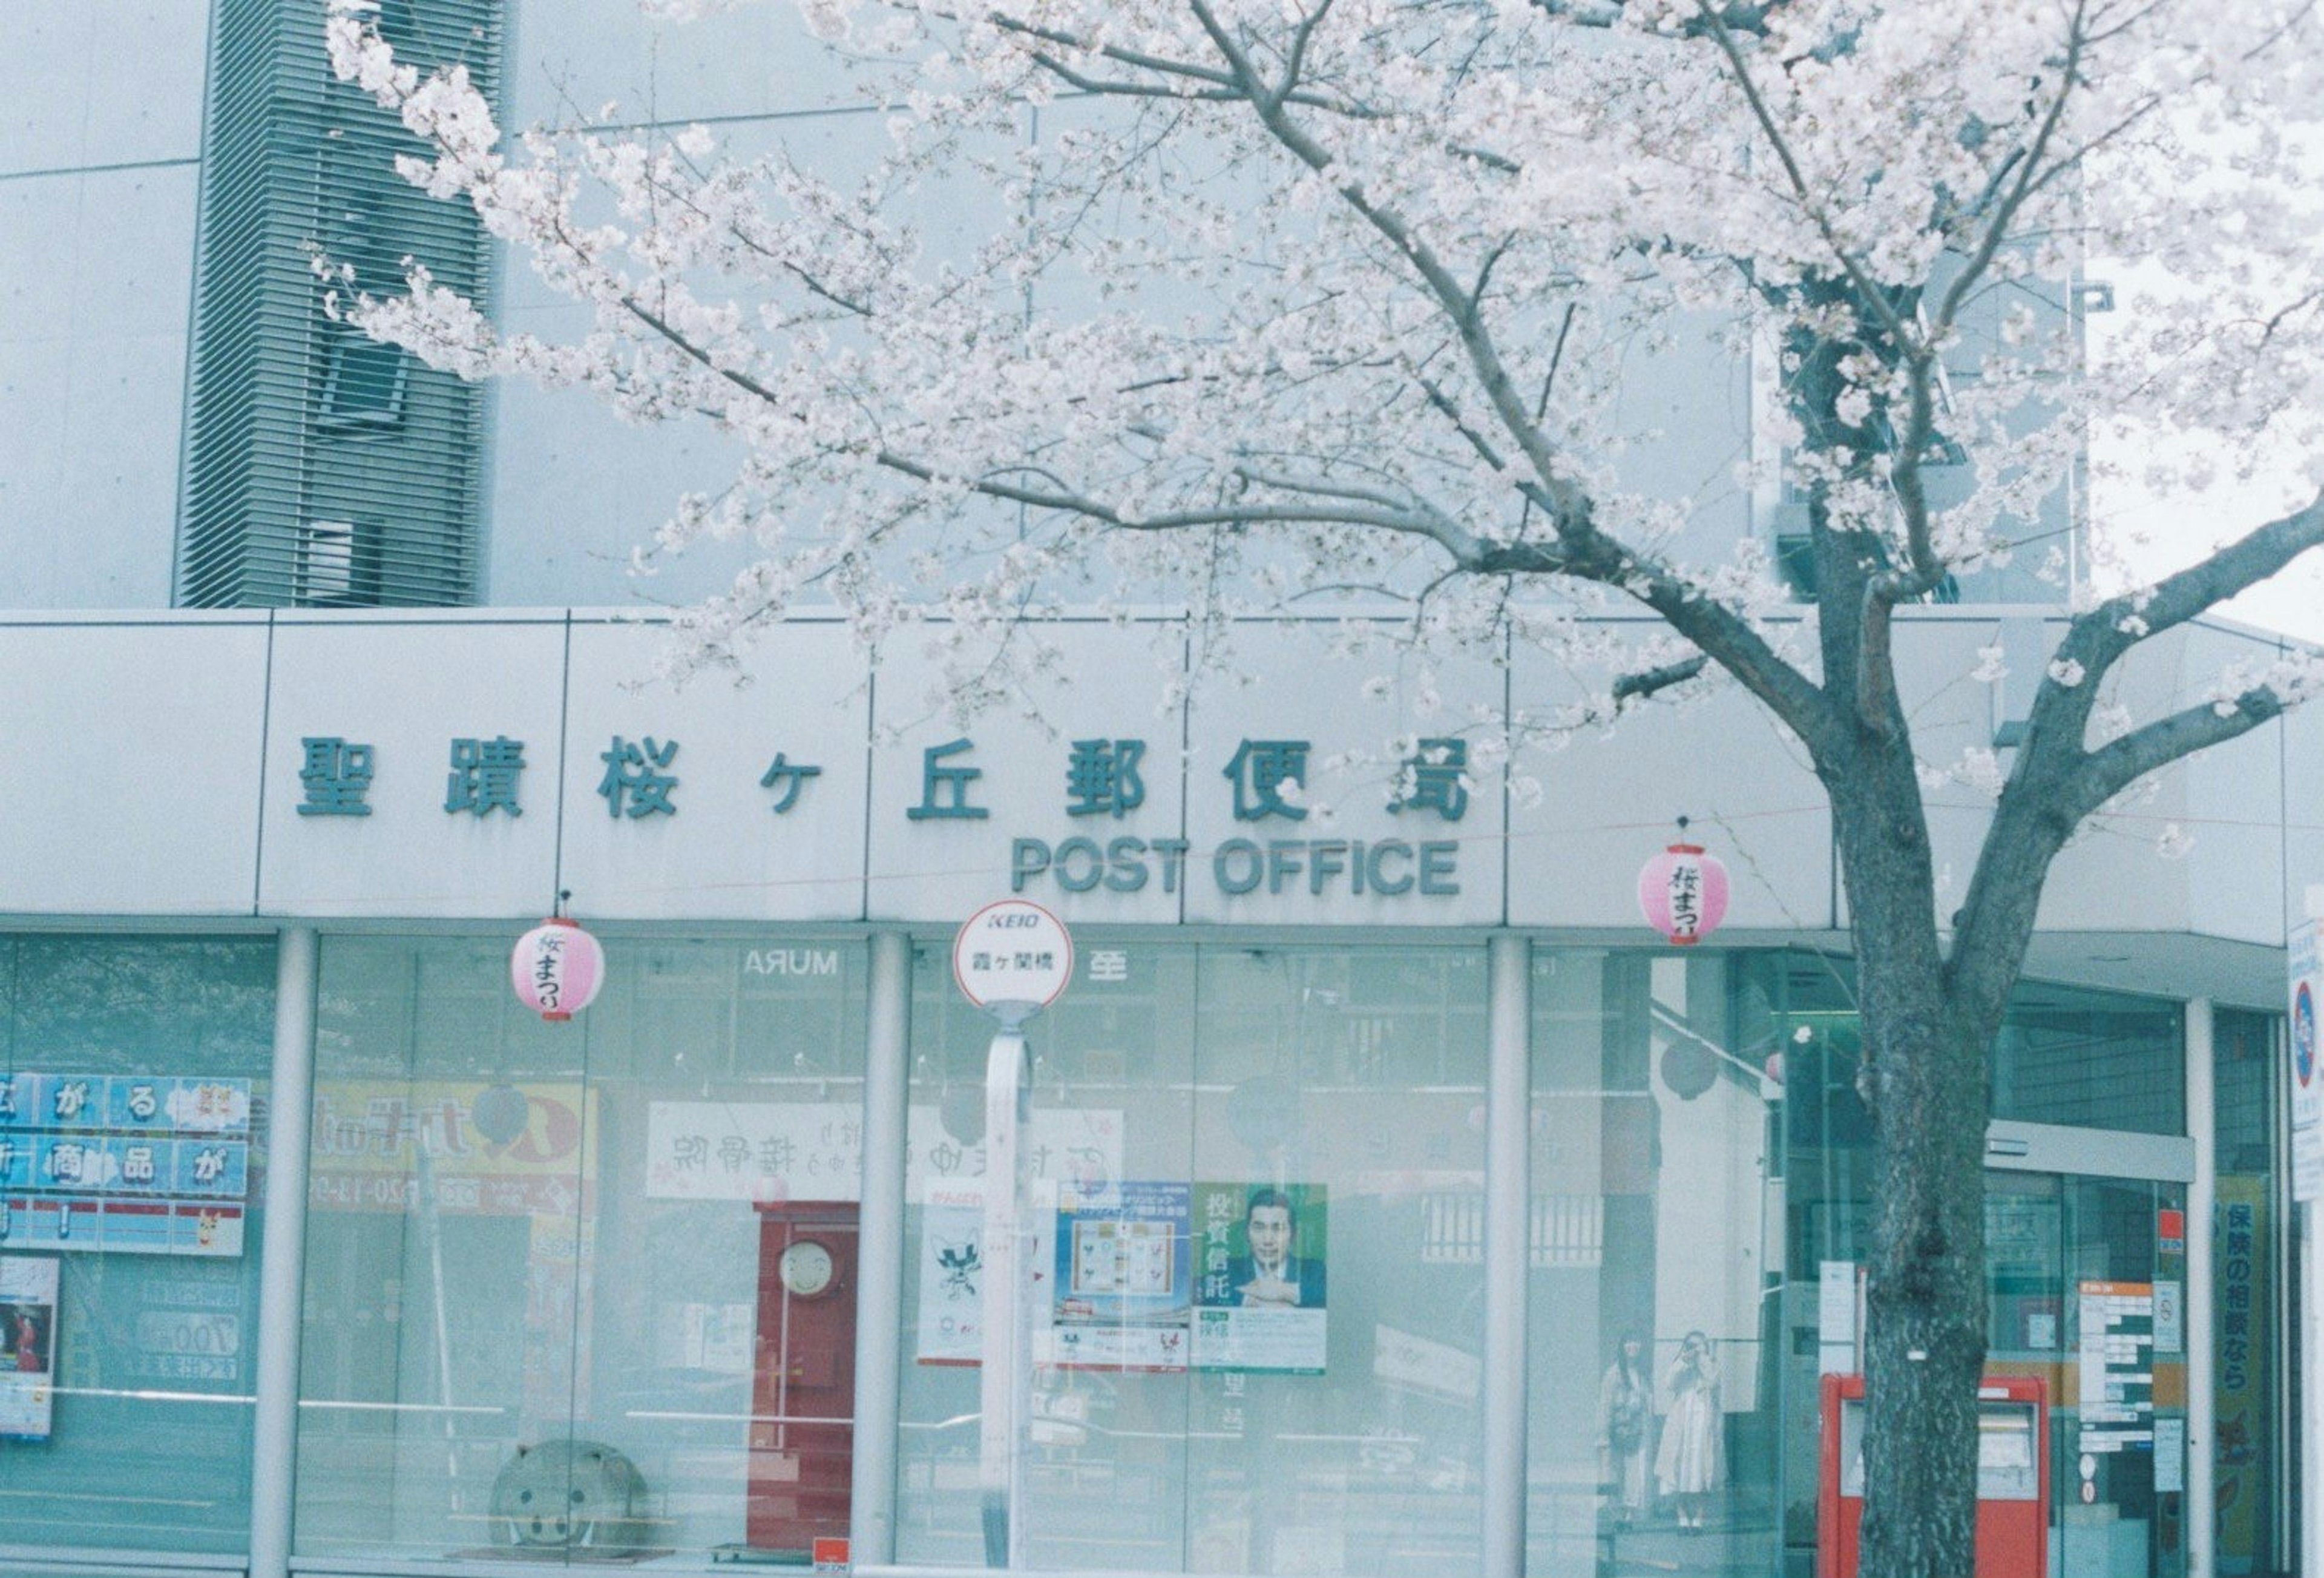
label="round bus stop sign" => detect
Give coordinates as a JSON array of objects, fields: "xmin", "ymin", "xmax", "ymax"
[{"xmin": 951, "ymin": 899, "xmax": 1073, "ymax": 1022}]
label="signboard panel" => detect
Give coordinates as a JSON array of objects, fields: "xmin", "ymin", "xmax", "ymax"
[
  {"xmin": 649, "ymin": 1102, "xmax": 1123, "ymax": 1205},
  {"xmin": 1181, "ymin": 627, "xmax": 1504, "ymax": 927},
  {"xmin": 0, "ymin": 622, "xmax": 268, "ymax": 916},
  {"xmin": 2288, "ymin": 917, "xmax": 2324, "ymax": 1200},
  {"xmin": 559, "ymin": 618, "xmax": 872, "ymax": 921},
  {"xmin": 259, "ymin": 618, "xmax": 563, "ymax": 916},
  {"xmin": 866, "ymin": 628, "xmax": 1192, "ymax": 923},
  {"xmin": 2077, "ymin": 1280, "xmax": 2155, "ymax": 1451},
  {"xmin": 0, "ymin": 1074, "xmax": 252, "ymax": 1257},
  {"xmin": 308, "ymin": 1082, "xmax": 596, "ymax": 1217}
]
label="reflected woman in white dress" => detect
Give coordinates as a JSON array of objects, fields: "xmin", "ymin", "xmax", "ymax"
[{"xmin": 1655, "ymin": 1330, "xmax": 1723, "ymax": 1530}]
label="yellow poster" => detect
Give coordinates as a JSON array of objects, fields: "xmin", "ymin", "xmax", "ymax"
[{"xmin": 307, "ymin": 1082, "xmax": 597, "ymax": 1215}]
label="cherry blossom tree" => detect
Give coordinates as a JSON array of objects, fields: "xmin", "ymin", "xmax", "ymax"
[{"xmin": 322, "ymin": 1, "xmax": 2324, "ymax": 1572}]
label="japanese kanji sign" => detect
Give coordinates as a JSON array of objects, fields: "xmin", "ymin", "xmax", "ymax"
[
  {"xmin": 648, "ymin": 1101, "xmax": 1126, "ymax": 1205},
  {"xmin": 0, "ymin": 1075, "xmax": 252, "ymax": 1257}
]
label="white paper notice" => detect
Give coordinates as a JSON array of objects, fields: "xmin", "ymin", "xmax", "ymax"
[
  {"xmin": 2152, "ymin": 1280, "xmax": 2183, "ymax": 1354},
  {"xmin": 2154, "ymin": 1417, "xmax": 2185, "ymax": 1491},
  {"xmin": 1819, "ymin": 1260, "xmax": 1856, "ymax": 1333}
]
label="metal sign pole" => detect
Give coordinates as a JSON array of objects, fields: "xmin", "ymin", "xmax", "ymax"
[
  {"xmin": 979, "ymin": 1010, "xmax": 1033, "ymax": 1569},
  {"xmin": 950, "ymin": 898, "xmax": 1071, "ymax": 1574}
]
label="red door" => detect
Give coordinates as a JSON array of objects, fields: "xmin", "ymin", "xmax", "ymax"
[{"xmin": 747, "ymin": 1203, "xmax": 860, "ymax": 1554}]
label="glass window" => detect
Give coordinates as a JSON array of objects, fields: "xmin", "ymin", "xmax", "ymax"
[
  {"xmin": 1528, "ymin": 950, "xmax": 1779, "ymax": 1576},
  {"xmin": 0, "ymin": 935, "xmax": 276, "ymax": 1554},
  {"xmin": 294, "ymin": 934, "xmax": 867, "ymax": 1565},
  {"xmin": 1984, "ymin": 1174, "xmax": 2191, "ymax": 1578},
  {"xmin": 1733, "ymin": 954, "xmax": 2185, "ymax": 1137},
  {"xmin": 1741, "ymin": 948, "xmax": 2201, "ymax": 1578},
  {"xmin": 1991, "ymin": 984, "xmax": 2182, "ymax": 1135},
  {"xmin": 896, "ymin": 939, "xmax": 1488, "ymax": 1576}
]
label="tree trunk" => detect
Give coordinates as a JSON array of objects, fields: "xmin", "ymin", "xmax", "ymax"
[{"xmin": 1827, "ymin": 745, "xmax": 1995, "ymax": 1578}]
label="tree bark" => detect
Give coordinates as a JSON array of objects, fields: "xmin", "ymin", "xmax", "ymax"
[{"xmin": 1825, "ymin": 737, "xmax": 1997, "ymax": 1578}]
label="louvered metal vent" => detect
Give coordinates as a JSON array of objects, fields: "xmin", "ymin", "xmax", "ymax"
[{"xmin": 177, "ymin": 0, "xmax": 501, "ymax": 608}]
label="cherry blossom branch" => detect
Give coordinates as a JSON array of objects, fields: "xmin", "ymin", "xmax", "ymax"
[
  {"xmin": 615, "ymin": 294, "xmax": 1465, "ymax": 539},
  {"xmin": 2063, "ymin": 489, "xmax": 2324, "ymax": 691},
  {"xmin": 1155, "ymin": 0, "xmax": 1833, "ymax": 745},
  {"xmin": 1692, "ymin": 0, "xmax": 1912, "ymax": 347}
]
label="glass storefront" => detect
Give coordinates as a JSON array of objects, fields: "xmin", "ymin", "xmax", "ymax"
[
  {"xmin": 0, "ymin": 935, "xmax": 277, "ymax": 1554},
  {"xmin": 1526, "ymin": 951, "xmax": 1780, "ymax": 1576},
  {"xmin": 1750, "ymin": 950, "xmax": 2222, "ymax": 1578},
  {"xmin": 294, "ymin": 935, "xmax": 868, "ymax": 1565},
  {"xmin": 0, "ymin": 927, "xmax": 2282, "ymax": 1578},
  {"xmin": 897, "ymin": 941, "xmax": 1489, "ymax": 1576},
  {"xmin": 1986, "ymin": 1173, "xmax": 2191, "ymax": 1578}
]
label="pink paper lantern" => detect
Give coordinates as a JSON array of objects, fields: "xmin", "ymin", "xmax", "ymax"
[
  {"xmin": 1638, "ymin": 837, "xmax": 1729, "ymax": 947},
  {"xmin": 511, "ymin": 917, "xmax": 605, "ymax": 1022}
]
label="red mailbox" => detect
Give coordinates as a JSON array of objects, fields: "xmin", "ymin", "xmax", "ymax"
[{"xmin": 1817, "ymin": 1373, "xmax": 2047, "ymax": 1578}]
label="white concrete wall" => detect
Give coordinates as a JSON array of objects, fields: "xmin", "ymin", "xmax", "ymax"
[
  {"xmin": 0, "ymin": 2, "xmax": 209, "ymax": 610},
  {"xmin": 485, "ymin": 2, "xmax": 886, "ymax": 607},
  {"xmin": 0, "ymin": 607, "xmax": 2308, "ymax": 962}
]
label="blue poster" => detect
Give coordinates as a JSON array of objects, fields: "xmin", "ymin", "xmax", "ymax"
[
  {"xmin": 1046, "ymin": 1180, "xmax": 1192, "ymax": 1371},
  {"xmin": 0, "ymin": 1075, "xmax": 251, "ymax": 1257}
]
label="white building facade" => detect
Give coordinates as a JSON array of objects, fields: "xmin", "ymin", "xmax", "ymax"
[{"xmin": 0, "ymin": 8, "xmax": 2313, "ymax": 1578}]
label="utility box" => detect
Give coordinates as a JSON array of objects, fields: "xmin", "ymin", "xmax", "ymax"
[{"xmin": 1817, "ymin": 1373, "xmax": 2047, "ymax": 1578}]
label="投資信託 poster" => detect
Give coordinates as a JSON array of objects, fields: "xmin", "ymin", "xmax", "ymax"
[{"xmin": 1192, "ymin": 1182, "xmax": 1327, "ymax": 1373}]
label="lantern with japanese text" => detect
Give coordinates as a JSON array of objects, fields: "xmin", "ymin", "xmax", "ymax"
[
  {"xmin": 511, "ymin": 917, "xmax": 605, "ymax": 1022},
  {"xmin": 1638, "ymin": 821, "xmax": 1729, "ymax": 947}
]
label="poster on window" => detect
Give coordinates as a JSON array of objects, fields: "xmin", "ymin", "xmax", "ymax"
[
  {"xmin": 0, "ymin": 1074, "xmax": 251, "ymax": 1256},
  {"xmin": 2077, "ymin": 1280, "xmax": 2155, "ymax": 1451},
  {"xmin": 916, "ymin": 1180, "xmax": 1065, "ymax": 1368},
  {"xmin": 1192, "ymin": 1182, "xmax": 1327, "ymax": 1373},
  {"xmin": 0, "ymin": 1255, "xmax": 58, "ymax": 1439},
  {"xmin": 916, "ymin": 1183, "xmax": 988, "ymax": 1365},
  {"xmin": 2213, "ymin": 1180, "xmax": 2270, "ymax": 1571},
  {"xmin": 1043, "ymin": 1180, "xmax": 1192, "ymax": 1372}
]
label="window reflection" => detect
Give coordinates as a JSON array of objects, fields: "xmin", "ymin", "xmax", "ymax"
[
  {"xmin": 0, "ymin": 935, "xmax": 275, "ymax": 1556},
  {"xmin": 294, "ymin": 935, "xmax": 867, "ymax": 1565},
  {"xmin": 896, "ymin": 942, "xmax": 1486, "ymax": 1576},
  {"xmin": 1526, "ymin": 952, "xmax": 1779, "ymax": 1577}
]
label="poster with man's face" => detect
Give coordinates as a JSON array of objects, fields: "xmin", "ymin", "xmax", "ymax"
[{"xmin": 1192, "ymin": 1183, "xmax": 1327, "ymax": 1373}]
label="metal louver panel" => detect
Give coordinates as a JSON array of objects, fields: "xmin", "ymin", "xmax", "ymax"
[{"xmin": 177, "ymin": 0, "xmax": 501, "ymax": 609}]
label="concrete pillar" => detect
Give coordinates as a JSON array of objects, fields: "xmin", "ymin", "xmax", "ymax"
[
  {"xmin": 249, "ymin": 926, "xmax": 318, "ymax": 1578},
  {"xmin": 852, "ymin": 930, "xmax": 913, "ymax": 1564},
  {"xmin": 1483, "ymin": 933, "xmax": 1531, "ymax": 1578},
  {"xmin": 2186, "ymin": 999, "xmax": 2215, "ymax": 1578}
]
